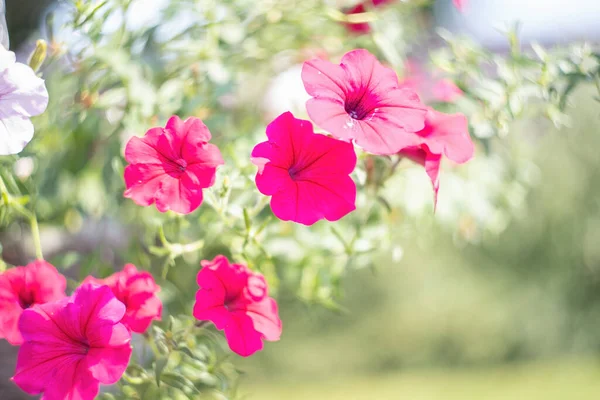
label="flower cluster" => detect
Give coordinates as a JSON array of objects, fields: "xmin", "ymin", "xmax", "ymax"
[
  {"xmin": 0, "ymin": 261, "xmax": 162, "ymax": 399},
  {"xmin": 1, "ymin": 26, "xmax": 474, "ymax": 396}
]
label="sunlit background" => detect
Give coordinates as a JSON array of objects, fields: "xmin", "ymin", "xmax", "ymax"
[{"xmin": 2, "ymin": 0, "xmax": 600, "ymax": 399}]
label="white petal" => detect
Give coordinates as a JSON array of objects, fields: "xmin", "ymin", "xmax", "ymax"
[
  {"xmin": 0, "ymin": 114, "xmax": 34, "ymax": 155},
  {"xmin": 0, "ymin": 63, "xmax": 49, "ymax": 117},
  {"xmin": 0, "ymin": 45, "xmax": 15, "ymax": 72}
]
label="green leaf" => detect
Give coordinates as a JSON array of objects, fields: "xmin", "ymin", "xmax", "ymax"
[
  {"xmin": 154, "ymin": 355, "xmax": 169, "ymax": 387},
  {"xmin": 160, "ymin": 372, "xmax": 201, "ymax": 398}
]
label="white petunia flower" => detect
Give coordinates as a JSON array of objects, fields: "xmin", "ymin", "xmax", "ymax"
[{"xmin": 0, "ymin": 46, "xmax": 49, "ymax": 155}]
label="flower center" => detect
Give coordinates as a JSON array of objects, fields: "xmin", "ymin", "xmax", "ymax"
[
  {"xmin": 18, "ymin": 292, "xmax": 34, "ymax": 309},
  {"xmin": 288, "ymin": 167, "xmax": 299, "ymax": 180},
  {"xmin": 174, "ymin": 158, "xmax": 188, "ymax": 172},
  {"xmin": 344, "ymin": 90, "xmax": 375, "ymax": 121},
  {"xmin": 79, "ymin": 339, "xmax": 90, "ymax": 355}
]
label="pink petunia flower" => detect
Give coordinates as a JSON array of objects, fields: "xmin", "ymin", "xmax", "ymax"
[
  {"xmin": 302, "ymin": 49, "xmax": 427, "ymax": 155},
  {"xmin": 84, "ymin": 264, "xmax": 162, "ymax": 334},
  {"xmin": 251, "ymin": 112, "xmax": 357, "ymax": 226},
  {"xmin": 193, "ymin": 255, "xmax": 282, "ymax": 357},
  {"xmin": 124, "ymin": 115, "xmax": 224, "ymax": 214},
  {"xmin": 398, "ymin": 145, "xmax": 442, "ymax": 204},
  {"xmin": 399, "ymin": 108, "xmax": 474, "ymax": 205},
  {"xmin": 431, "ymin": 79, "xmax": 464, "ymax": 103},
  {"xmin": 0, "ymin": 260, "xmax": 66, "ymax": 345},
  {"xmin": 398, "ymin": 60, "xmax": 463, "ymax": 103},
  {"xmin": 343, "ymin": 0, "xmax": 395, "ymax": 34},
  {"xmin": 12, "ymin": 283, "xmax": 132, "ymax": 400},
  {"xmin": 453, "ymin": 0, "xmax": 468, "ymax": 12},
  {"xmin": 0, "ymin": 46, "xmax": 49, "ymax": 155}
]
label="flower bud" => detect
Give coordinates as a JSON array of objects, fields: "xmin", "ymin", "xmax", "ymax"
[{"xmin": 28, "ymin": 40, "xmax": 47, "ymax": 73}]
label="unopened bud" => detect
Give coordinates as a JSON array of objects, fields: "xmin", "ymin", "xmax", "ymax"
[{"xmin": 28, "ymin": 40, "xmax": 47, "ymax": 73}]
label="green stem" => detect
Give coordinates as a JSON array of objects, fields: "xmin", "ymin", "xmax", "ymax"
[
  {"xmin": 0, "ymin": 175, "xmax": 44, "ymax": 260},
  {"xmin": 594, "ymin": 73, "xmax": 600, "ymax": 99},
  {"xmin": 29, "ymin": 214, "xmax": 43, "ymax": 260}
]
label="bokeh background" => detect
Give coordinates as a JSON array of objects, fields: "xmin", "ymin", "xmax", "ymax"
[{"xmin": 2, "ymin": 0, "xmax": 600, "ymax": 399}]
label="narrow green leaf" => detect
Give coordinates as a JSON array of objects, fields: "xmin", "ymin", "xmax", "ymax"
[{"xmin": 154, "ymin": 355, "xmax": 169, "ymax": 387}]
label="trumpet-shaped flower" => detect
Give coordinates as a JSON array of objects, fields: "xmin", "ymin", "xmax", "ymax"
[
  {"xmin": 12, "ymin": 283, "xmax": 132, "ymax": 400},
  {"xmin": 124, "ymin": 115, "xmax": 224, "ymax": 214},
  {"xmin": 193, "ymin": 255, "xmax": 282, "ymax": 357},
  {"xmin": 302, "ymin": 49, "xmax": 427, "ymax": 155},
  {"xmin": 0, "ymin": 260, "xmax": 66, "ymax": 345},
  {"xmin": 251, "ymin": 112, "xmax": 357, "ymax": 225},
  {"xmin": 84, "ymin": 264, "xmax": 162, "ymax": 334}
]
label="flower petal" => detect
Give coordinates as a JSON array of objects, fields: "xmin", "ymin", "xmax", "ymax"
[
  {"xmin": 294, "ymin": 133, "xmax": 357, "ymax": 178},
  {"xmin": 244, "ymin": 298, "xmax": 282, "ymax": 342},
  {"xmin": 224, "ymin": 311, "xmax": 264, "ymax": 357},
  {"xmin": 86, "ymin": 342, "xmax": 132, "ymax": 384},
  {"xmin": 41, "ymin": 360, "xmax": 99, "ymax": 400},
  {"xmin": 255, "ymin": 164, "xmax": 290, "ymax": 196},
  {"xmin": 0, "ymin": 113, "xmax": 34, "ymax": 155},
  {"xmin": 340, "ymin": 49, "xmax": 400, "ymax": 97},
  {"xmin": 302, "ymin": 58, "xmax": 348, "ymax": 100},
  {"xmin": 184, "ymin": 163, "xmax": 218, "ymax": 188},
  {"xmin": 417, "ymin": 109, "xmax": 474, "ymax": 164},
  {"xmin": 74, "ymin": 284, "xmax": 127, "ymax": 335},
  {"xmin": 124, "ymin": 129, "xmax": 166, "ymax": 164},
  {"xmin": 0, "ymin": 62, "xmax": 49, "ymax": 117},
  {"xmin": 123, "ymin": 163, "xmax": 167, "ymax": 206},
  {"xmin": 269, "ymin": 180, "xmax": 301, "ymax": 223},
  {"xmin": 154, "ymin": 173, "xmax": 203, "ymax": 214}
]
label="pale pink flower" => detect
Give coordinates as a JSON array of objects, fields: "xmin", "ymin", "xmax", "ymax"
[
  {"xmin": 302, "ymin": 49, "xmax": 427, "ymax": 155},
  {"xmin": 399, "ymin": 108, "xmax": 474, "ymax": 205},
  {"xmin": 399, "ymin": 60, "xmax": 463, "ymax": 103}
]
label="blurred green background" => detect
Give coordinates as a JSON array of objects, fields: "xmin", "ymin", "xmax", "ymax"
[{"xmin": 239, "ymin": 89, "xmax": 600, "ymax": 398}]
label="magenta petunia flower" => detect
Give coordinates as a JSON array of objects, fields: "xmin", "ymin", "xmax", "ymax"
[
  {"xmin": 193, "ymin": 255, "xmax": 282, "ymax": 357},
  {"xmin": 124, "ymin": 115, "xmax": 224, "ymax": 214},
  {"xmin": 399, "ymin": 108, "xmax": 474, "ymax": 205},
  {"xmin": 0, "ymin": 46, "xmax": 49, "ymax": 155},
  {"xmin": 302, "ymin": 49, "xmax": 427, "ymax": 155},
  {"xmin": 12, "ymin": 283, "xmax": 132, "ymax": 400},
  {"xmin": 84, "ymin": 264, "xmax": 162, "ymax": 334},
  {"xmin": 251, "ymin": 112, "xmax": 357, "ymax": 226},
  {"xmin": 0, "ymin": 260, "xmax": 66, "ymax": 345}
]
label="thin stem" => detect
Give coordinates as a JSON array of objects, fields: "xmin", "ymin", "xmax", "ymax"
[
  {"xmin": 0, "ymin": 175, "xmax": 44, "ymax": 260},
  {"xmin": 594, "ymin": 73, "xmax": 600, "ymax": 100},
  {"xmin": 29, "ymin": 215, "xmax": 43, "ymax": 260},
  {"xmin": 158, "ymin": 224, "xmax": 170, "ymax": 248}
]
